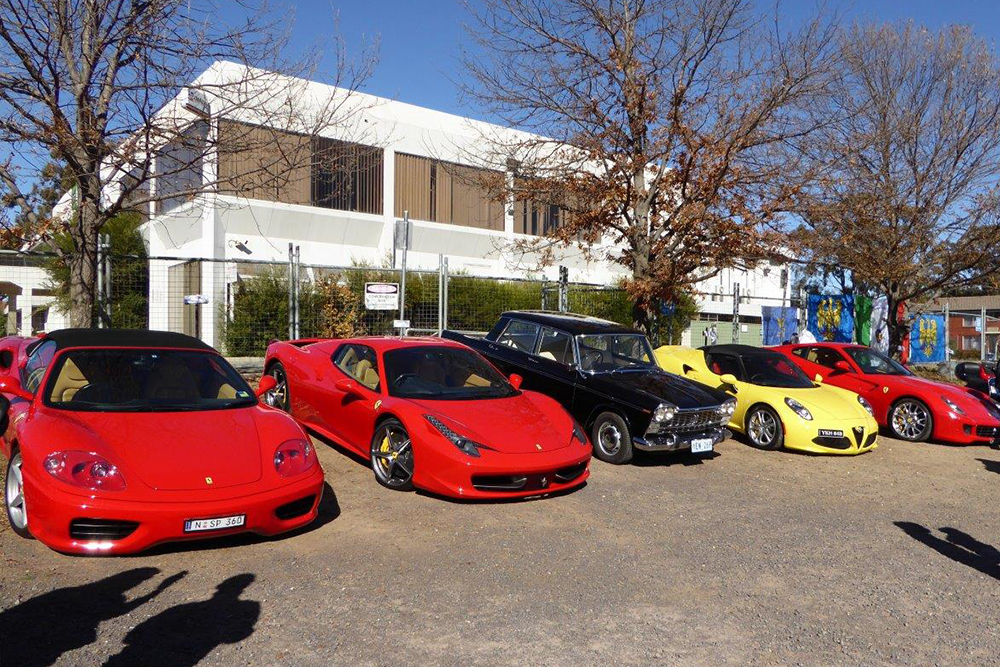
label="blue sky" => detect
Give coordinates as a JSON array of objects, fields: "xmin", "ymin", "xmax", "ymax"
[{"xmin": 275, "ymin": 0, "xmax": 1000, "ymax": 120}]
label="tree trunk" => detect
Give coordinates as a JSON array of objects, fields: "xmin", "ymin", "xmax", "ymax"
[{"xmin": 66, "ymin": 203, "xmax": 99, "ymax": 328}]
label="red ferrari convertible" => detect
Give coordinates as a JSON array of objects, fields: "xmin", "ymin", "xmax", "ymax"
[
  {"xmin": 262, "ymin": 337, "xmax": 591, "ymax": 499},
  {"xmin": 776, "ymin": 342, "xmax": 1000, "ymax": 445},
  {"xmin": 0, "ymin": 329, "xmax": 324, "ymax": 555}
]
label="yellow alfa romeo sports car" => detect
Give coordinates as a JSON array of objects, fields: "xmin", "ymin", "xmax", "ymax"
[{"xmin": 654, "ymin": 344, "xmax": 879, "ymax": 454}]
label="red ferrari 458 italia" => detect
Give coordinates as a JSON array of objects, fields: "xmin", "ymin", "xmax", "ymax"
[
  {"xmin": 776, "ymin": 342, "xmax": 1000, "ymax": 445},
  {"xmin": 262, "ymin": 337, "xmax": 591, "ymax": 499},
  {"xmin": 0, "ymin": 329, "xmax": 325, "ymax": 555}
]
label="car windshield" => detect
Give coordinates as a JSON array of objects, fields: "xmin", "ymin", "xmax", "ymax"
[
  {"xmin": 384, "ymin": 346, "xmax": 517, "ymax": 400},
  {"xmin": 742, "ymin": 354, "xmax": 814, "ymax": 388},
  {"xmin": 44, "ymin": 349, "xmax": 257, "ymax": 411},
  {"xmin": 577, "ymin": 333, "xmax": 656, "ymax": 373},
  {"xmin": 844, "ymin": 347, "xmax": 912, "ymax": 376}
]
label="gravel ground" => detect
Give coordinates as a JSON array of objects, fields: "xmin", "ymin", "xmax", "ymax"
[{"xmin": 1, "ymin": 433, "xmax": 999, "ymax": 667}]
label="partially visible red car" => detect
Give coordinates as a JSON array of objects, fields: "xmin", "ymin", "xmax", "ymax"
[
  {"xmin": 0, "ymin": 329, "xmax": 324, "ymax": 555},
  {"xmin": 775, "ymin": 342, "xmax": 1000, "ymax": 445},
  {"xmin": 262, "ymin": 336, "xmax": 591, "ymax": 499}
]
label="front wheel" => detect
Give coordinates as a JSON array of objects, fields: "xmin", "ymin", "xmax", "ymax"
[
  {"xmin": 746, "ymin": 405, "xmax": 784, "ymax": 450},
  {"xmin": 370, "ymin": 419, "xmax": 415, "ymax": 491},
  {"xmin": 591, "ymin": 412, "xmax": 634, "ymax": 464},
  {"xmin": 889, "ymin": 399, "xmax": 933, "ymax": 442},
  {"xmin": 264, "ymin": 362, "xmax": 291, "ymax": 412},
  {"xmin": 5, "ymin": 448, "xmax": 31, "ymax": 539}
]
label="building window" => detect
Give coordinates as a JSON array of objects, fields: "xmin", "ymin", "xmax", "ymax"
[
  {"xmin": 394, "ymin": 153, "xmax": 503, "ymax": 230},
  {"xmin": 962, "ymin": 316, "xmax": 977, "ymax": 327},
  {"xmin": 217, "ymin": 120, "xmax": 382, "ymax": 214},
  {"xmin": 962, "ymin": 335, "xmax": 982, "ymax": 350}
]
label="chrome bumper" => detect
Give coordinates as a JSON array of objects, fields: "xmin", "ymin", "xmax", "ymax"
[{"xmin": 633, "ymin": 427, "xmax": 729, "ymax": 452}]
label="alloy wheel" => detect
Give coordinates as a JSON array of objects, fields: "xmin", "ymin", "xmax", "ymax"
[
  {"xmin": 748, "ymin": 409, "xmax": 778, "ymax": 447},
  {"xmin": 372, "ymin": 424, "xmax": 414, "ymax": 488},
  {"xmin": 891, "ymin": 401, "xmax": 930, "ymax": 441},
  {"xmin": 266, "ymin": 366, "xmax": 289, "ymax": 411},
  {"xmin": 5, "ymin": 452, "xmax": 26, "ymax": 532}
]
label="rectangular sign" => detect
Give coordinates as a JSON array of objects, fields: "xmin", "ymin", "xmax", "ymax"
[
  {"xmin": 393, "ymin": 319, "xmax": 410, "ymax": 329},
  {"xmin": 365, "ymin": 282, "xmax": 399, "ymax": 310}
]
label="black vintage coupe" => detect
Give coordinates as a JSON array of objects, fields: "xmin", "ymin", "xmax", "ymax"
[{"xmin": 443, "ymin": 311, "xmax": 735, "ymax": 464}]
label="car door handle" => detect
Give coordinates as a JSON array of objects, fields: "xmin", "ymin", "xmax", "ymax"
[{"xmin": 527, "ymin": 357, "xmax": 539, "ymax": 364}]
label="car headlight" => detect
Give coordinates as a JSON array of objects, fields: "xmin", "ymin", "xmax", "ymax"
[
  {"xmin": 784, "ymin": 397, "xmax": 813, "ymax": 421},
  {"xmin": 942, "ymin": 397, "xmax": 965, "ymax": 416},
  {"xmin": 717, "ymin": 399, "xmax": 737, "ymax": 420},
  {"xmin": 43, "ymin": 451, "xmax": 127, "ymax": 491},
  {"xmin": 857, "ymin": 395, "xmax": 874, "ymax": 417},
  {"xmin": 425, "ymin": 415, "xmax": 490, "ymax": 457},
  {"xmin": 273, "ymin": 438, "xmax": 317, "ymax": 477},
  {"xmin": 572, "ymin": 421, "xmax": 588, "ymax": 445},
  {"xmin": 653, "ymin": 404, "xmax": 677, "ymax": 422}
]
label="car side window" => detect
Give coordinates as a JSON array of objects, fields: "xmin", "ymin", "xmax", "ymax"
[
  {"xmin": 802, "ymin": 346, "xmax": 845, "ymax": 369},
  {"xmin": 536, "ymin": 328, "xmax": 575, "ymax": 365},
  {"xmin": 333, "ymin": 344, "xmax": 380, "ymax": 391},
  {"xmin": 495, "ymin": 320, "xmax": 541, "ymax": 353},
  {"xmin": 21, "ymin": 340, "xmax": 57, "ymax": 393},
  {"xmin": 704, "ymin": 353, "xmax": 743, "ymax": 380}
]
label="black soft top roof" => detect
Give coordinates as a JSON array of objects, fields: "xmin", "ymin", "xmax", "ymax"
[
  {"xmin": 42, "ymin": 328, "xmax": 216, "ymax": 352},
  {"xmin": 700, "ymin": 344, "xmax": 782, "ymax": 357},
  {"xmin": 500, "ymin": 311, "xmax": 640, "ymax": 336}
]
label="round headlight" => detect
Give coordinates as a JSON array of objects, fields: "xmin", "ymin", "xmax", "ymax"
[
  {"xmin": 654, "ymin": 404, "xmax": 677, "ymax": 422},
  {"xmin": 718, "ymin": 399, "xmax": 737, "ymax": 417}
]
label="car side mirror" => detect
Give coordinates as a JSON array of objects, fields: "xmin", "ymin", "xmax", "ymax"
[
  {"xmin": 256, "ymin": 374, "xmax": 278, "ymax": 397},
  {"xmin": 0, "ymin": 375, "xmax": 33, "ymax": 401},
  {"xmin": 814, "ymin": 373, "xmax": 824, "ymax": 383},
  {"xmin": 509, "ymin": 373, "xmax": 523, "ymax": 390},
  {"xmin": 832, "ymin": 360, "xmax": 852, "ymax": 374},
  {"xmin": 718, "ymin": 373, "xmax": 739, "ymax": 393},
  {"xmin": 335, "ymin": 377, "xmax": 361, "ymax": 396}
]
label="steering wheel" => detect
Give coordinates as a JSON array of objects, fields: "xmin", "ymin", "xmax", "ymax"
[
  {"xmin": 580, "ymin": 349, "xmax": 602, "ymax": 369},
  {"xmin": 393, "ymin": 373, "xmax": 420, "ymax": 388}
]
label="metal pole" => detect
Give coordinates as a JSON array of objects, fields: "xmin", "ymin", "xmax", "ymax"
[
  {"xmin": 103, "ymin": 235, "xmax": 112, "ymax": 327},
  {"xmin": 944, "ymin": 302, "xmax": 950, "ymax": 362},
  {"xmin": 294, "ymin": 245, "xmax": 301, "ymax": 339},
  {"xmin": 981, "ymin": 306, "xmax": 987, "ymax": 362},
  {"xmin": 442, "ymin": 256, "xmax": 449, "ymax": 331},
  {"xmin": 399, "ymin": 211, "xmax": 408, "ymax": 336},
  {"xmin": 95, "ymin": 235, "xmax": 103, "ymax": 328},
  {"xmin": 288, "ymin": 243, "xmax": 294, "ymax": 340},
  {"xmin": 732, "ymin": 284, "xmax": 741, "ymax": 343},
  {"xmin": 558, "ymin": 265, "xmax": 568, "ymax": 313},
  {"xmin": 437, "ymin": 253, "xmax": 444, "ymax": 333}
]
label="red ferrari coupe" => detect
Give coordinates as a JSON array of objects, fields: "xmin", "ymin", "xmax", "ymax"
[
  {"xmin": 0, "ymin": 329, "xmax": 324, "ymax": 555},
  {"xmin": 776, "ymin": 342, "xmax": 1000, "ymax": 445},
  {"xmin": 262, "ymin": 337, "xmax": 591, "ymax": 499}
]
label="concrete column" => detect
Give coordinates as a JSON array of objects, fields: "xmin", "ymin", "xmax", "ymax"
[
  {"xmin": 198, "ymin": 120, "xmax": 223, "ymax": 348},
  {"xmin": 377, "ymin": 147, "xmax": 396, "ymax": 264},
  {"xmin": 18, "ymin": 288, "xmax": 32, "ymax": 336}
]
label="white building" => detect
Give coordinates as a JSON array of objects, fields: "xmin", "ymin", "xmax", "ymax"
[{"xmin": 40, "ymin": 61, "xmax": 790, "ymax": 346}]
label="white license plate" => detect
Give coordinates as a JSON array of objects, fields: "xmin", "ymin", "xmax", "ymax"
[
  {"xmin": 690, "ymin": 438, "xmax": 714, "ymax": 453},
  {"xmin": 184, "ymin": 514, "xmax": 246, "ymax": 533}
]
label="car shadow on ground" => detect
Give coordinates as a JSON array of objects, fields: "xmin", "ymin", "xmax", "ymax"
[
  {"xmin": 137, "ymin": 481, "xmax": 340, "ymax": 557},
  {"xmin": 0, "ymin": 568, "xmax": 259, "ymax": 667},
  {"xmin": 629, "ymin": 450, "xmax": 721, "ymax": 467},
  {"xmin": 976, "ymin": 457, "xmax": 1000, "ymax": 475},
  {"xmin": 417, "ymin": 481, "xmax": 588, "ymax": 505},
  {"xmin": 895, "ymin": 521, "xmax": 1000, "ymax": 582},
  {"xmin": 307, "ymin": 428, "xmax": 371, "ymax": 468}
]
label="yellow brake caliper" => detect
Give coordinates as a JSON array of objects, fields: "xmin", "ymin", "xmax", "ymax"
[{"xmin": 380, "ymin": 435, "xmax": 393, "ymax": 473}]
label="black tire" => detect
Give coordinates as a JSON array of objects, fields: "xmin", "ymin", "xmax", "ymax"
[
  {"xmin": 5, "ymin": 447, "xmax": 31, "ymax": 539},
  {"xmin": 745, "ymin": 405, "xmax": 784, "ymax": 450},
  {"xmin": 888, "ymin": 398, "xmax": 933, "ymax": 442},
  {"xmin": 264, "ymin": 362, "xmax": 291, "ymax": 412},
  {"xmin": 591, "ymin": 412, "xmax": 634, "ymax": 464},
  {"xmin": 370, "ymin": 418, "xmax": 415, "ymax": 491}
]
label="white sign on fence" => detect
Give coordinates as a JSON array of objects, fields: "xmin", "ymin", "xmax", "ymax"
[{"xmin": 365, "ymin": 282, "xmax": 400, "ymax": 310}]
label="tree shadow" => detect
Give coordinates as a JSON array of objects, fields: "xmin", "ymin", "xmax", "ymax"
[
  {"xmin": 139, "ymin": 481, "xmax": 340, "ymax": 556},
  {"xmin": 0, "ymin": 567, "xmax": 185, "ymax": 667},
  {"xmin": 102, "ymin": 573, "xmax": 259, "ymax": 667},
  {"xmin": 895, "ymin": 521, "xmax": 1000, "ymax": 581},
  {"xmin": 976, "ymin": 457, "xmax": 1000, "ymax": 475}
]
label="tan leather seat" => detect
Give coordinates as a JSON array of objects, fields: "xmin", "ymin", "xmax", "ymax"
[
  {"xmin": 464, "ymin": 373, "xmax": 491, "ymax": 387},
  {"xmin": 354, "ymin": 359, "xmax": 379, "ymax": 390},
  {"xmin": 50, "ymin": 358, "xmax": 89, "ymax": 402},
  {"xmin": 217, "ymin": 383, "xmax": 237, "ymax": 399}
]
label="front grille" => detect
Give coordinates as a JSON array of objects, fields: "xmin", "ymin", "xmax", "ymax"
[
  {"xmin": 811, "ymin": 436, "xmax": 852, "ymax": 450},
  {"xmin": 472, "ymin": 474, "xmax": 528, "ymax": 491},
  {"xmin": 658, "ymin": 409, "xmax": 723, "ymax": 433},
  {"xmin": 976, "ymin": 425, "xmax": 1000, "ymax": 438},
  {"xmin": 69, "ymin": 518, "xmax": 139, "ymax": 541},
  {"xmin": 275, "ymin": 494, "xmax": 316, "ymax": 520},
  {"xmin": 554, "ymin": 462, "xmax": 587, "ymax": 483}
]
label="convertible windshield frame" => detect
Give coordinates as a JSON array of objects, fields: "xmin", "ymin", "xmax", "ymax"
[
  {"xmin": 575, "ymin": 333, "xmax": 658, "ymax": 374},
  {"xmin": 383, "ymin": 345, "xmax": 518, "ymax": 401},
  {"xmin": 844, "ymin": 346, "xmax": 913, "ymax": 376},
  {"xmin": 42, "ymin": 347, "xmax": 258, "ymax": 413}
]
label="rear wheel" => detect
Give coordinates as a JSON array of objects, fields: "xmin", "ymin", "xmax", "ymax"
[
  {"xmin": 889, "ymin": 399, "xmax": 933, "ymax": 442},
  {"xmin": 370, "ymin": 418, "xmax": 415, "ymax": 491},
  {"xmin": 264, "ymin": 362, "xmax": 290, "ymax": 412},
  {"xmin": 591, "ymin": 412, "xmax": 633, "ymax": 464},
  {"xmin": 5, "ymin": 448, "xmax": 30, "ymax": 538},
  {"xmin": 746, "ymin": 405, "xmax": 784, "ymax": 450}
]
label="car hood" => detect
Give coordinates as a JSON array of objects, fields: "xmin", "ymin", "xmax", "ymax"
[
  {"xmin": 778, "ymin": 385, "xmax": 868, "ymax": 420},
  {"xmin": 593, "ymin": 368, "xmax": 729, "ymax": 409},
  {"xmin": 58, "ymin": 408, "xmax": 264, "ymax": 491},
  {"xmin": 409, "ymin": 394, "xmax": 571, "ymax": 454}
]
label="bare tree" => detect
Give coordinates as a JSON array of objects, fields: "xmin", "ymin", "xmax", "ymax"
[
  {"xmin": 461, "ymin": 0, "xmax": 837, "ymax": 330},
  {"xmin": 0, "ymin": 0, "xmax": 377, "ymax": 326},
  {"xmin": 790, "ymin": 22, "xmax": 1000, "ymax": 356}
]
